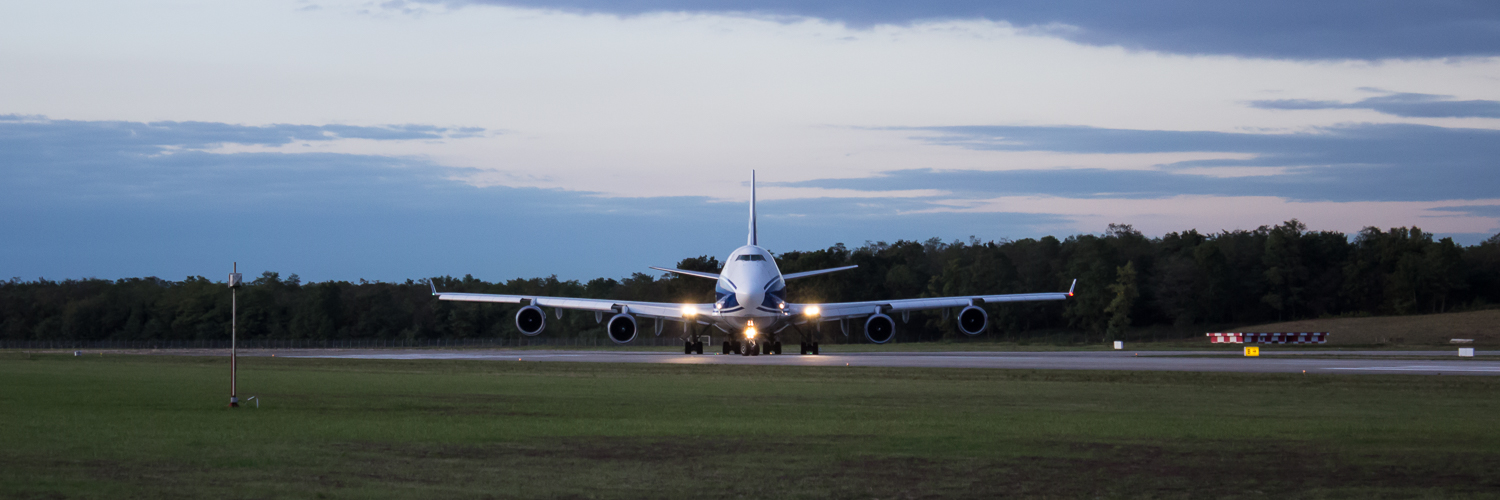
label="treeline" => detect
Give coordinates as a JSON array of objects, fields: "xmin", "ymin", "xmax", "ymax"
[{"xmin": 3, "ymin": 221, "xmax": 1499, "ymax": 344}]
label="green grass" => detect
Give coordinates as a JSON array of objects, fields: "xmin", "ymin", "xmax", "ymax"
[{"xmin": 3, "ymin": 352, "xmax": 1499, "ymax": 498}]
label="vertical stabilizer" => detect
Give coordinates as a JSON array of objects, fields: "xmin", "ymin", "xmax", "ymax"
[{"xmin": 748, "ymin": 170, "xmax": 757, "ymax": 246}]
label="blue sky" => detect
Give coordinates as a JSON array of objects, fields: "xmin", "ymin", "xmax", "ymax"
[{"xmin": 2, "ymin": 1, "xmax": 1498, "ymax": 282}]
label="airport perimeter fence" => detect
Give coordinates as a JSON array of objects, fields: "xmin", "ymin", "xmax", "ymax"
[{"xmin": 0, "ymin": 336, "xmax": 709, "ymax": 350}]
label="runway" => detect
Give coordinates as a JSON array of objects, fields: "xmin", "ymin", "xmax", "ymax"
[{"xmin": 280, "ymin": 349, "xmax": 1500, "ymax": 376}]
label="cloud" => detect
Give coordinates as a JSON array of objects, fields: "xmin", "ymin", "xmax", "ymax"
[
  {"xmin": 1430, "ymin": 204, "xmax": 1500, "ymax": 218},
  {"xmin": 5, "ymin": 115, "xmax": 1496, "ymax": 281},
  {"xmin": 1251, "ymin": 92, "xmax": 1500, "ymax": 118},
  {"xmin": 914, "ymin": 195, "xmax": 1500, "ymax": 243},
  {"xmin": 0, "ymin": 116, "xmax": 739, "ymax": 281},
  {"xmin": 0, "ymin": 116, "xmax": 495, "ymax": 205},
  {"xmin": 779, "ymin": 122, "xmax": 1500, "ymax": 203},
  {"xmin": 422, "ymin": 0, "xmax": 1500, "ymax": 60},
  {"xmin": 3, "ymin": 115, "xmax": 1025, "ymax": 281},
  {"xmin": 0, "ymin": 114, "xmax": 483, "ymax": 153}
]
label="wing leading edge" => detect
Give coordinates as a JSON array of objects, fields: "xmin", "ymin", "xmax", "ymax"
[
  {"xmin": 648, "ymin": 267, "xmax": 720, "ymax": 280},
  {"xmin": 804, "ymin": 279, "xmax": 1076, "ymax": 320},
  {"xmin": 782, "ymin": 265, "xmax": 859, "ymax": 280},
  {"xmin": 430, "ymin": 281, "xmax": 711, "ymax": 320}
]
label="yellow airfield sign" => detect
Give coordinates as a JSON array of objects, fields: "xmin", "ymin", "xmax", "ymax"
[{"xmin": 1244, "ymin": 347, "xmax": 1260, "ymax": 357}]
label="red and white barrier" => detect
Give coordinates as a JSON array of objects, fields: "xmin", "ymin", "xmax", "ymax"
[{"xmin": 1206, "ymin": 332, "xmax": 1328, "ymax": 344}]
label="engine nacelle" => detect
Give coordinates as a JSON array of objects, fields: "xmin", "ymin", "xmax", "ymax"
[
  {"xmin": 607, "ymin": 313, "xmax": 638, "ymax": 344},
  {"xmin": 515, "ymin": 305, "xmax": 546, "ymax": 336},
  {"xmin": 864, "ymin": 313, "xmax": 895, "ymax": 344},
  {"xmin": 957, "ymin": 305, "xmax": 987, "ymax": 336}
]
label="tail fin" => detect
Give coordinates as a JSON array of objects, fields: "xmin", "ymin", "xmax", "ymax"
[{"xmin": 748, "ymin": 170, "xmax": 757, "ymax": 246}]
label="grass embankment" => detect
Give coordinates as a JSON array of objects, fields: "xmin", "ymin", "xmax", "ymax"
[
  {"xmin": 1233, "ymin": 308, "xmax": 1500, "ymax": 347},
  {"xmin": 3, "ymin": 353, "xmax": 1498, "ymax": 498}
]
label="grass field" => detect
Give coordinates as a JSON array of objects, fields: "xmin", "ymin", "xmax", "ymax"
[{"xmin": 3, "ymin": 352, "xmax": 1499, "ymax": 499}]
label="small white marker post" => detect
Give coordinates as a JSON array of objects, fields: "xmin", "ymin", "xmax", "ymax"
[
  {"xmin": 1113, "ymin": 341, "xmax": 1123, "ymax": 350},
  {"xmin": 229, "ymin": 263, "xmax": 243, "ymax": 408},
  {"xmin": 1459, "ymin": 348, "xmax": 1475, "ymax": 358}
]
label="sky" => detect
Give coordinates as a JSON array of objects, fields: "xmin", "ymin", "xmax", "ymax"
[{"xmin": 2, "ymin": 0, "xmax": 1499, "ymax": 282}]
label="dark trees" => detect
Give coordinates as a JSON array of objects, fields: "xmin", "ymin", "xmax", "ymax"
[{"xmin": 3, "ymin": 222, "xmax": 1497, "ymax": 344}]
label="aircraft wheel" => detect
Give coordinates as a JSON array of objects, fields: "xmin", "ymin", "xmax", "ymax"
[
  {"xmin": 812, "ymin": 342, "xmax": 820, "ymax": 355},
  {"xmin": 774, "ymin": 342, "xmax": 783, "ymax": 355},
  {"xmin": 694, "ymin": 342, "xmax": 703, "ymax": 354},
  {"xmin": 799, "ymin": 342, "xmax": 808, "ymax": 355},
  {"xmin": 684, "ymin": 341, "xmax": 693, "ymax": 355}
]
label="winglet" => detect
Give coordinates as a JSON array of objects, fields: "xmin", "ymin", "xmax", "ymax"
[
  {"xmin": 430, "ymin": 279, "xmax": 439, "ymax": 296},
  {"xmin": 1067, "ymin": 278, "xmax": 1077, "ymax": 296}
]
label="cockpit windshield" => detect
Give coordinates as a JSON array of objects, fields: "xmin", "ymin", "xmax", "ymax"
[{"xmin": 735, "ymin": 254, "xmax": 766, "ymax": 261}]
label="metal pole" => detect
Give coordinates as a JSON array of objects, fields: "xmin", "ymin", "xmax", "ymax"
[
  {"xmin": 229, "ymin": 262, "xmax": 241, "ymax": 408},
  {"xmin": 232, "ymin": 281, "xmax": 238, "ymax": 406}
]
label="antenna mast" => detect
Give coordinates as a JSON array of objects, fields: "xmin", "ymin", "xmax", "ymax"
[{"xmin": 748, "ymin": 170, "xmax": 757, "ymax": 246}]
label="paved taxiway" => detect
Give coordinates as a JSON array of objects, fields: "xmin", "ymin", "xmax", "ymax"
[{"xmin": 275, "ymin": 349, "xmax": 1500, "ymax": 376}]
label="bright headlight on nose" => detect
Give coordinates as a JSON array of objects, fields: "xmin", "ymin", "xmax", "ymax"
[{"xmin": 745, "ymin": 326, "xmax": 758, "ymax": 338}]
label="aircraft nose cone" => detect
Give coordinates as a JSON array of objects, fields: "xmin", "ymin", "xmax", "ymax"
[{"xmin": 738, "ymin": 290, "xmax": 762, "ymax": 311}]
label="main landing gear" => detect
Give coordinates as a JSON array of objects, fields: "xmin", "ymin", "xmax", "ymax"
[
  {"xmin": 782, "ymin": 320, "xmax": 819, "ymax": 355},
  {"xmin": 722, "ymin": 340, "xmax": 754, "ymax": 355},
  {"xmin": 738, "ymin": 340, "xmax": 783, "ymax": 356},
  {"xmin": 692, "ymin": 321, "xmax": 813, "ymax": 356},
  {"xmin": 723, "ymin": 339, "xmax": 783, "ymax": 356}
]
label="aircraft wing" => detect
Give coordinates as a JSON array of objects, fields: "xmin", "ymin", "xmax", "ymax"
[
  {"xmin": 431, "ymin": 283, "xmax": 712, "ymax": 320},
  {"xmin": 801, "ymin": 279, "xmax": 1076, "ymax": 320},
  {"xmin": 648, "ymin": 267, "xmax": 720, "ymax": 280},
  {"xmin": 782, "ymin": 265, "xmax": 859, "ymax": 280}
]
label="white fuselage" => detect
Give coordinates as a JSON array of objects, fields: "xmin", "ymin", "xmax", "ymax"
[{"xmin": 712, "ymin": 245, "xmax": 787, "ymax": 332}]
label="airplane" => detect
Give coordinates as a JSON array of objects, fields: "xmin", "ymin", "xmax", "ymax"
[{"xmin": 431, "ymin": 172, "xmax": 1075, "ymax": 356}]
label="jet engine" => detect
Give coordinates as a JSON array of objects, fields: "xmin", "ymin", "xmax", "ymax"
[
  {"xmin": 864, "ymin": 313, "xmax": 895, "ymax": 344},
  {"xmin": 515, "ymin": 305, "xmax": 546, "ymax": 336},
  {"xmin": 957, "ymin": 305, "xmax": 987, "ymax": 336},
  {"xmin": 607, "ymin": 313, "xmax": 638, "ymax": 344}
]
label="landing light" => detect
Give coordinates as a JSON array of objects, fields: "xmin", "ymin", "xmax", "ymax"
[
  {"xmin": 682, "ymin": 305, "xmax": 698, "ymax": 316},
  {"xmin": 805, "ymin": 305, "xmax": 821, "ymax": 317},
  {"xmin": 746, "ymin": 326, "xmax": 758, "ymax": 338}
]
